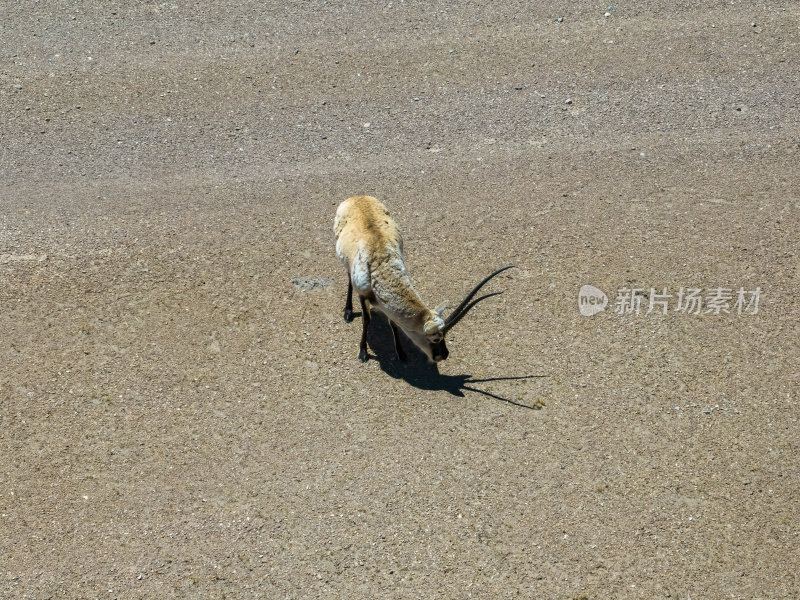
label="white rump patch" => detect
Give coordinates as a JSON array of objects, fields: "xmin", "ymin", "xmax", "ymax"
[
  {"xmin": 351, "ymin": 244, "xmax": 371, "ymax": 294},
  {"xmin": 335, "ymin": 237, "xmax": 345, "ymax": 262}
]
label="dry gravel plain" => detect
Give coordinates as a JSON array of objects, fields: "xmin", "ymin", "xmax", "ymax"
[{"xmin": 1, "ymin": 1, "xmax": 799, "ymax": 599}]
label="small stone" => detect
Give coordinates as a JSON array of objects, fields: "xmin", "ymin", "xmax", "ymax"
[
  {"xmin": 292, "ymin": 277, "xmax": 333, "ymax": 291},
  {"xmin": 604, "ymin": 12, "xmax": 612, "ymax": 17},
  {"xmin": 557, "ymin": 17, "xmax": 563, "ymax": 23},
  {"xmin": 565, "ymin": 98, "xmax": 573, "ymax": 105}
]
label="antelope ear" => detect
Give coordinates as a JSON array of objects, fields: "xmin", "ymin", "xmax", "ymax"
[{"xmin": 434, "ymin": 301, "xmax": 448, "ymax": 316}]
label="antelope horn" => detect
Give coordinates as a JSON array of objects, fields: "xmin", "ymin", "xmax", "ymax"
[{"xmin": 442, "ymin": 265, "xmax": 515, "ymax": 332}]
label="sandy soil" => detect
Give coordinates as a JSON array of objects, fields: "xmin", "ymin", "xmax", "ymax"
[{"xmin": 2, "ymin": 1, "xmax": 799, "ymax": 598}]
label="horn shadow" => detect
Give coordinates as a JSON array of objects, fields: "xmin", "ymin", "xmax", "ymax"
[{"xmin": 365, "ymin": 311, "xmax": 547, "ymax": 410}]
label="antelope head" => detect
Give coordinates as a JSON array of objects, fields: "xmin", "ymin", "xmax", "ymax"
[{"xmin": 410, "ymin": 265, "xmax": 516, "ymax": 362}]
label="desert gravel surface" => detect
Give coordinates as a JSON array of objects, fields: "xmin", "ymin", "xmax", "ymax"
[{"xmin": 2, "ymin": 1, "xmax": 799, "ymax": 598}]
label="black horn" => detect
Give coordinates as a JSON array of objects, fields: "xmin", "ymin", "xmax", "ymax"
[{"xmin": 442, "ymin": 265, "xmax": 515, "ymax": 332}]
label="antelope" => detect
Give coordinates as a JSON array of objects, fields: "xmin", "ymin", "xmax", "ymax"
[{"xmin": 334, "ymin": 195, "xmax": 514, "ymax": 363}]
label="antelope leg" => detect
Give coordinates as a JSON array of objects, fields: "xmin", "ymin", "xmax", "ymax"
[
  {"xmin": 389, "ymin": 320, "xmax": 407, "ymax": 362},
  {"xmin": 344, "ymin": 275, "xmax": 355, "ymax": 322},
  {"xmin": 358, "ymin": 296, "xmax": 370, "ymax": 362}
]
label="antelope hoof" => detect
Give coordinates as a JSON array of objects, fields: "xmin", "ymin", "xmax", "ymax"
[
  {"xmin": 358, "ymin": 349, "xmax": 369, "ymax": 362},
  {"xmin": 344, "ymin": 309, "xmax": 354, "ymax": 322}
]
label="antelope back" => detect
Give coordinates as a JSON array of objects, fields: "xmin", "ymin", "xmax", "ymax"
[{"xmin": 334, "ymin": 196, "xmax": 403, "ymax": 266}]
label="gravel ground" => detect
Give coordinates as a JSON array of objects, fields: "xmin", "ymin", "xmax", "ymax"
[{"xmin": 2, "ymin": 1, "xmax": 799, "ymax": 598}]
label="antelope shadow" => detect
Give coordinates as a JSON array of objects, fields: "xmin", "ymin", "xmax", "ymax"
[{"xmin": 360, "ymin": 311, "xmax": 547, "ymax": 410}]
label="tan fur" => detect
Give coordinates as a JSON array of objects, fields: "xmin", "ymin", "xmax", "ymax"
[{"xmin": 334, "ymin": 196, "xmax": 445, "ymax": 356}]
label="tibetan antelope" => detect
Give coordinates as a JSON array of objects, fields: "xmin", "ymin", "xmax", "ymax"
[{"xmin": 334, "ymin": 195, "xmax": 514, "ymax": 363}]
